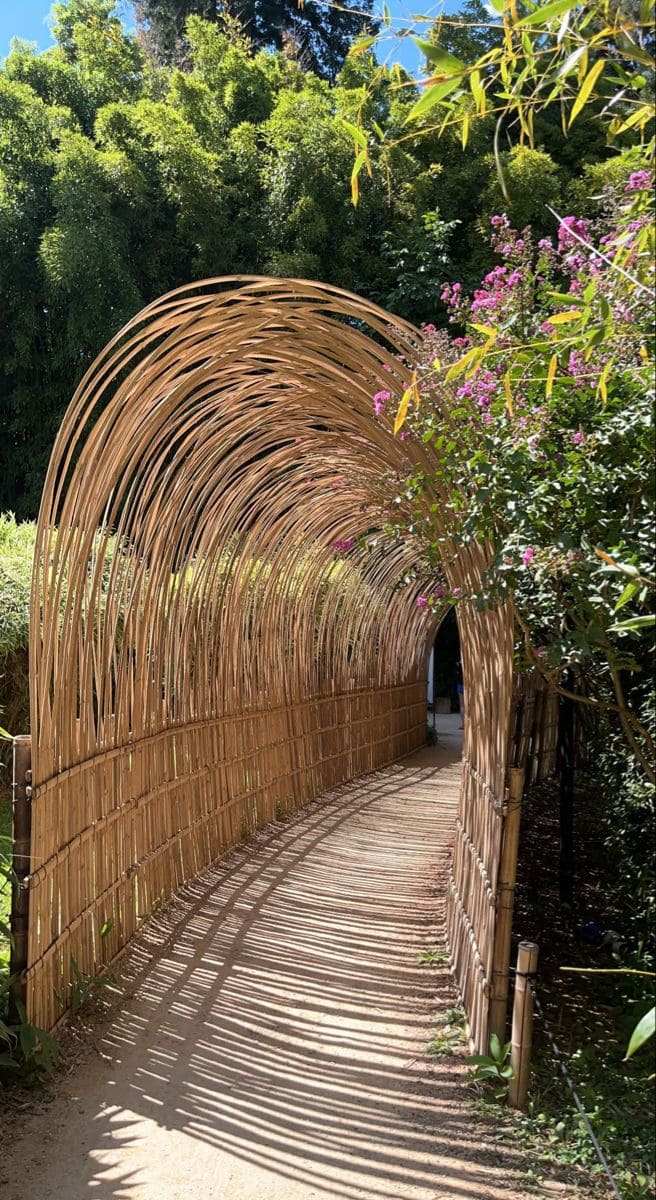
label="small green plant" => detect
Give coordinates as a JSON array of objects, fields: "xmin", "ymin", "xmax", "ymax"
[
  {"xmin": 468, "ymin": 1033, "xmax": 514, "ymax": 1100},
  {"xmin": 0, "ymin": 993, "xmax": 60, "ymax": 1085},
  {"xmin": 55, "ymin": 955, "xmax": 120, "ymax": 1017},
  {"xmin": 418, "ymin": 949, "xmax": 448, "ymax": 966},
  {"xmin": 427, "ymin": 1005, "xmax": 466, "ymax": 1057}
]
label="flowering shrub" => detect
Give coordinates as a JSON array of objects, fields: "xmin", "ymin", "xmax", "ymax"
[{"xmin": 397, "ymin": 165, "xmax": 655, "ymax": 778}]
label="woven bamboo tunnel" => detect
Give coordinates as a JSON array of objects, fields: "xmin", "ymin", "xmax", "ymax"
[{"xmin": 28, "ymin": 277, "xmax": 515, "ymax": 1042}]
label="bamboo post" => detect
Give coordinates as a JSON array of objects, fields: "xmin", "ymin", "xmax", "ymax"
[
  {"xmin": 489, "ymin": 765, "xmax": 525, "ymax": 1043},
  {"xmin": 8, "ymin": 734, "xmax": 32, "ymax": 1024},
  {"xmin": 508, "ymin": 940, "xmax": 539, "ymax": 1110}
]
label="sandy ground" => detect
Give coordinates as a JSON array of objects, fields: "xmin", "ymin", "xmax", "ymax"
[{"xmin": 1, "ymin": 718, "xmax": 557, "ymax": 1200}]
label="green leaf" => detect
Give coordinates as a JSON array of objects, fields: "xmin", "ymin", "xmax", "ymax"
[
  {"xmin": 349, "ymin": 35, "xmax": 377, "ymax": 55},
  {"xmin": 405, "ymin": 76, "xmax": 461, "ymax": 123},
  {"xmin": 614, "ymin": 580, "xmax": 640, "ymax": 613},
  {"xmin": 489, "ymin": 1032, "xmax": 501, "ymax": 1060},
  {"xmin": 625, "ymin": 1006, "xmax": 655, "ymax": 1059},
  {"xmin": 569, "ymin": 58, "xmax": 606, "ymax": 128},
  {"xmin": 342, "ymin": 120, "xmax": 367, "ymax": 150},
  {"xmin": 519, "ymin": 0, "xmax": 581, "ymax": 26},
  {"xmin": 413, "ymin": 39, "xmax": 466, "ymax": 74},
  {"xmin": 609, "ymin": 615, "xmax": 656, "ymax": 634}
]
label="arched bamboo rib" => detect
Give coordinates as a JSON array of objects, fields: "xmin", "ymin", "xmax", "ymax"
[{"xmin": 28, "ymin": 277, "xmax": 514, "ymax": 1048}]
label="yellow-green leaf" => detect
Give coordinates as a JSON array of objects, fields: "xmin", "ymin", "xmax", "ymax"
[
  {"xmin": 546, "ymin": 353, "xmax": 558, "ymax": 397},
  {"xmin": 413, "ymin": 39, "xmax": 466, "ymax": 73},
  {"xmin": 504, "ymin": 372, "xmax": 513, "ymax": 414},
  {"xmin": 596, "ymin": 359, "xmax": 613, "ymax": 403},
  {"xmin": 342, "ymin": 119, "xmax": 368, "ymax": 150},
  {"xmin": 519, "ymin": 0, "xmax": 579, "ymax": 26},
  {"xmin": 569, "ymin": 58, "xmax": 606, "ymax": 128},
  {"xmin": 394, "ymin": 374, "xmax": 418, "ymax": 435},
  {"xmin": 349, "ymin": 34, "xmax": 377, "ymax": 56},
  {"xmin": 445, "ymin": 347, "xmax": 480, "ymax": 381},
  {"xmin": 547, "ymin": 310, "xmax": 582, "ymax": 324},
  {"xmin": 405, "ymin": 76, "xmax": 462, "ymax": 123},
  {"xmin": 351, "ymin": 149, "xmax": 367, "ymax": 207}
]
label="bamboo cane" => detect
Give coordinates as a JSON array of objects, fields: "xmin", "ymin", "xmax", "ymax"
[{"xmin": 508, "ymin": 940, "xmax": 539, "ymax": 1109}]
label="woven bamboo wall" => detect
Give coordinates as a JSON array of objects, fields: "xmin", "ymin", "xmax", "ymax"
[
  {"xmin": 27, "ymin": 276, "xmax": 515, "ymax": 1041},
  {"xmin": 444, "ymin": 545, "xmax": 515, "ymax": 1054},
  {"xmin": 509, "ymin": 670, "xmax": 560, "ymax": 781}
]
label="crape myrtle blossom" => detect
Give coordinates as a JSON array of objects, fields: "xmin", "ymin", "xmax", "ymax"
[
  {"xmin": 373, "ymin": 389, "xmax": 391, "ymax": 415},
  {"xmin": 332, "ymin": 537, "xmax": 355, "ymax": 553},
  {"xmin": 626, "ymin": 171, "xmax": 652, "ymax": 193}
]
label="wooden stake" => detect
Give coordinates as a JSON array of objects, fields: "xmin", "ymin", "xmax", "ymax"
[
  {"xmin": 8, "ymin": 734, "xmax": 32, "ymax": 1024},
  {"xmin": 508, "ymin": 940, "xmax": 539, "ymax": 1110},
  {"xmin": 489, "ymin": 765, "xmax": 525, "ymax": 1043}
]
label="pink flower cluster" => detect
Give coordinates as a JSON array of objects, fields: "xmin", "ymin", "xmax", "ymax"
[
  {"xmin": 332, "ymin": 538, "xmax": 355, "ymax": 553},
  {"xmin": 557, "ymin": 216, "xmax": 588, "ymax": 251},
  {"xmin": 373, "ymin": 389, "xmax": 391, "ymax": 415},
  {"xmin": 626, "ymin": 171, "xmax": 652, "ymax": 193}
]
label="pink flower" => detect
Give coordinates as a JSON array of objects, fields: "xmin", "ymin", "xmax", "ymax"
[
  {"xmin": 557, "ymin": 216, "xmax": 588, "ymax": 251},
  {"xmin": 521, "ymin": 547, "xmax": 535, "ymax": 565},
  {"xmin": 417, "ymin": 595, "xmax": 428, "ymax": 610},
  {"xmin": 571, "ymin": 430, "xmax": 585, "ymax": 446},
  {"xmin": 399, "ymin": 430, "xmax": 411, "ymax": 442},
  {"xmin": 333, "ymin": 537, "xmax": 355, "ymax": 553},
  {"xmin": 626, "ymin": 170, "xmax": 652, "ymax": 193},
  {"xmin": 452, "ymin": 587, "xmax": 462, "ymax": 598},
  {"xmin": 423, "ymin": 323, "xmax": 437, "ymax": 333},
  {"xmin": 434, "ymin": 584, "xmax": 445, "ymax": 599},
  {"xmin": 373, "ymin": 389, "xmax": 390, "ymax": 415}
]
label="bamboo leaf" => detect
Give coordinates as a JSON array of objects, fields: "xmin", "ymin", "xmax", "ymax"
[
  {"xmin": 597, "ymin": 359, "xmax": 612, "ymax": 403},
  {"xmin": 609, "ymin": 615, "xmax": 656, "ymax": 633},
  {"xmin": 503, "ymin": 372, "xmax": 513, "ymax": 413},
  {"xmin": 519, "ymin": 0, "xmax": 580, "ymax": 26},
  {"xmin": 342, "ymin": 119, "xmax": 368, "ymax": 150},
  {"xmin": 394, "ymin": 373, "xmax": 418, "ymax": 435},
  {"xmin": 413, "ymin": 39, "xmax": 466, "ymax": 73},
  {"xmin": 569, "ymin": 58, "xmax": 606, "ymax": 128},
  {"xmin": 547, "ymin": 310, "xmax": 582, "ymax": 324},
  {"xmin": 546, "ymin": 353, "xmax": 558, "ymax": 397},
  {"xmin": 625, "ymin": 1006, "xmax": 655, "ymax": 1059},
  {"xmin": 614, "ymin": 580, "xmax": 640, "ymax": 613},
  {"xmin": 349, "ymin": 34, "xmax": 377, "ymax": 55},
  {"xmin": 351, "ymin": 149, "xmax": 367, "ymax": 207},
  {"xmin": 405, "ymin": 76, "xmax": 462, "ymax": 123},
  {"xmin": 445, "ymin": 347, "xmax": 480, "ymax": 381}
]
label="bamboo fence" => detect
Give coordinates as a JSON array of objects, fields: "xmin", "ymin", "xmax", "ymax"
[{"xmin": 23, "ymin": 276, "xmax": 516, "ymax": 1048}]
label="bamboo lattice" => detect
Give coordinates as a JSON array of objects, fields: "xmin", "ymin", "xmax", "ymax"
[{"xmin": 27, "ymin": 276, "xmax": 515, "ymax": 1046}]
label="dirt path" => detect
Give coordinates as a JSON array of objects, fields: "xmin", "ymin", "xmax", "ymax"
[{"xmin": 2, "ymin": 718, "xmax": 543, "ymax": 1200}]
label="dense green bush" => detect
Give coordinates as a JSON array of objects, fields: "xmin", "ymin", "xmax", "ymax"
[{"xmin": 0, "ymin": 516, "xmax": 34, "ymax": 793}]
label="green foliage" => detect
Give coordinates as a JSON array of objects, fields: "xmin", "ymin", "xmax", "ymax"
[
  {"xmin": 468, "ymin": 1032, "xmax": 513, "ymax": 1099},
  {"xmin": 0, "ymin": 0, "xmax": 614, "ymax": 521},
  {"xmin": 0, "ymin": 992, "xmax": 61, "ymax": 1086},
  {"xmin": 133, "ymin": 0, "xmax": 374, "ymax": 79},
  {"xmin": 55, "ymin": 954, "xmax": 121, "ymax": 1018},
  {"xmin": 427, "ymin": 1005, "xmax": 467, "ymax": 1056}
]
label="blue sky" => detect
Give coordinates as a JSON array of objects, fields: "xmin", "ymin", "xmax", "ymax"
[{"xmin": 0, "ymin": 0, "xmax": 461, "ymax": 74}]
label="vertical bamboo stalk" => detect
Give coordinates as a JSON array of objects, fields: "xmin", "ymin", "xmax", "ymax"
[
  {"xmin": 508, "ymin": 940, "xmax": 539, "ymax": 1110},
  {"xmin": 9, "ymin": 735, "xmax": 32, "ymax": 1024},
  {"xmin": 489, "ymin": 765, "xmax": 525, "ymax": 1043}
]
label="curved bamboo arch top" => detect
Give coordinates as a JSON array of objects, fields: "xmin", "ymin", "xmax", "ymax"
[{"xmin": 30, "ymin": 276, "xmax": 452, "ymax": 785}]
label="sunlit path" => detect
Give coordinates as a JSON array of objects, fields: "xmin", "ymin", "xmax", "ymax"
[{"xmin": 2, "ymin": 717, "xmax": 536, "ymax": 1200}]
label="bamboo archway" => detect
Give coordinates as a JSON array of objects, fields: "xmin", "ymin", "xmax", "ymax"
[{"xmin": 27, "ymin": 278, "xmax": 514, "ymax": 1047}]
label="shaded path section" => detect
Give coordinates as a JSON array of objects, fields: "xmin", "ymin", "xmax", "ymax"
[{"xmin": 2, "ymin": 718, "xmax": 531, "ymax": 1200}]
